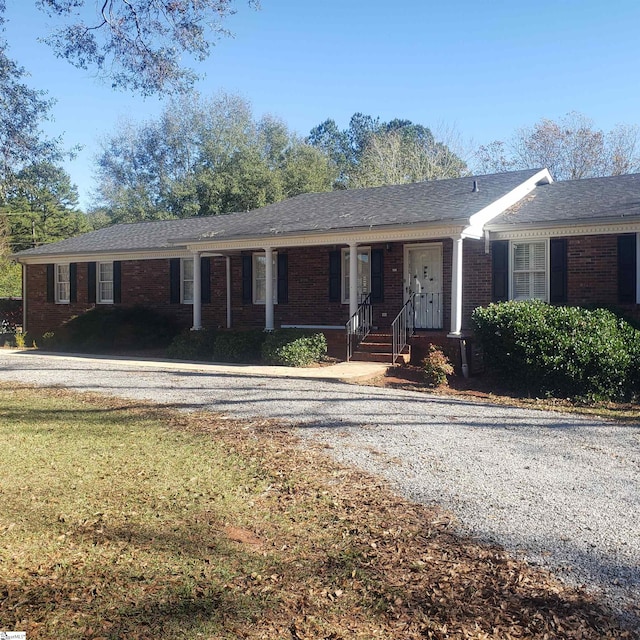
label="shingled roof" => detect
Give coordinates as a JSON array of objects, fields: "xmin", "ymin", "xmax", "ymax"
[
  {"xmin": 14, "ymin": 169, "xmax": 543, "ymax": 259},
  {"xmin": 489, "ymin": 172, "xmax": 640, "ymax": 228}
]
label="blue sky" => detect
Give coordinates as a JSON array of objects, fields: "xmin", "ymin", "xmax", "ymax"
[{"xmin": 4, "ymin": 0, "xmax": 640, "ymax": 208}]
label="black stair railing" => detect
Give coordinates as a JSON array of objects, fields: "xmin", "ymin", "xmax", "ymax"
[
  {"xmin": 391, "ymin": 295, "xmax": 416, "ymax": 364},
  {"xmin": 345, "ymin": 293, "xmax": 372, "ymax": 361}
]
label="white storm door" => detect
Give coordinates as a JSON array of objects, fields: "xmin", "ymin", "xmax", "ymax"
[{"xmin": 406, "ymin": 244, "xmax": 443, "ymax": 329}]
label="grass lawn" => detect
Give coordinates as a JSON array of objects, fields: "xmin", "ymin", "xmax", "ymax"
[{"xmin": 0, "ymin": 383, "xmax": 632, "ymax": 639}]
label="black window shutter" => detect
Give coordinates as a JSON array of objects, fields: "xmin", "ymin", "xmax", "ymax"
[
  {"xmin": 169, "ymin": 258, "xmax": 180, "ymax": 304},
  {"xmin": 201, "ymin": 257, "xmax": 211, "ymax": 304},
  {"xmin": 370, "ymin": 249, "xmax": 384, "ymax": 303},
  {"xmin": 549, "ymin": 238, "xmax": 568, "ymax": 304},
  {"xmin": 46, "ymin": 264, "xmax": 55, "ymax": 303},
  {"xmin": 277, "ymin": 253, "xmax": 288, "ymax": 304},
  {"xmin": 618, "ymin": 234, "xmax": 637, "ymax": 304},
  {"xmin": 87, "ymin": 262, "xmax": 97, "ymax": 303},
  {"xmin": 242, "ymin": 255, "xmax": 252, "ymax": 304},
  {"xmin": 329, "ymin": 250, "xmax": 341, "ymax": 302},
  {"xmin": 113, "ymin": 261, "xmax": 122, "ymax": 303},
  {"xmin": 69, "ymin": 263, "xmax": 78, "ymax": 303},
  {"xmin": 491, "ymin": 240, "xmax": 509, "ymax": 302}
]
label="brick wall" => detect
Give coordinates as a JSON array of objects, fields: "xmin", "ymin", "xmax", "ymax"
[
  {"xmin": 27, "ymin": 233, "xmax": 634, "ymax": 341},
  {"xmin": 23, "ymin": 240, "xmax": 460, "ymax": 338},
  {"xmin": 462, "ymin": 238, "xmax": 492, "ymax": 331},
  {"xmin": 565, "ymin": 235, "xmax": 619, "ymax": 305}
]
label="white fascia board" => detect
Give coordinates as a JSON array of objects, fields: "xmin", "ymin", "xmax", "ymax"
[
  {"xmin": 182, "ymin": 223, "xmax": 467, "ymax": 253},
  {"xmin": 14, "ymin": 248, "xmax": 227, "ymax": 266},
  {"xmin": 489, "ymin": 220, "xmax": 640, "ymax": 240},
  {"xmin": 15, "ymin": 223, "xmax": 468, "ymax": 264},
  {"xmin": 462, "ymin": 169, "xmax": 553, "ymax": 239}
]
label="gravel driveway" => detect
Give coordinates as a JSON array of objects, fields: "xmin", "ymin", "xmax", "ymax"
[{"xmin": 1, "ymin": 350, "xmax": 638, "ymax": 626}]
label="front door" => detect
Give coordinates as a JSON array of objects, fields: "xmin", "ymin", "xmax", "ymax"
[{"xmin": 406, "ymin": 244, "xmax": 443, "ymax": 329}]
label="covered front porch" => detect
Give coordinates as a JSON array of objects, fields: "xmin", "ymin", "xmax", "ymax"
[{"xmin": 183, "ymin": 232, "xmax": 485, "ymax": 365}]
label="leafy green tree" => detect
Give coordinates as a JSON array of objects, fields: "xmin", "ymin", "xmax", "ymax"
[
  {"xmin": 0, "ymin": 46, "xmax": 62, "ymax": 195},
  {"xmin": 475, "ymin": 112, "xmax": 640, "ymax": 180},
  {"xmin": 308, "ymin": 113, "xmax": 468, "ymax": 188},
  {"xmin": 0, "ymin": 261, "xmax": 19, "ymax": 296},
  {"xmin": 95, "ymin": 93, "xmax": 337, "ymax": 222},
  {"xmin": 2, "ymin": 162, "xmax": 88, "ymax": 252},
  {"xmin": 1, "ymin": 0, "xmax": 259, "ymax": 96}
]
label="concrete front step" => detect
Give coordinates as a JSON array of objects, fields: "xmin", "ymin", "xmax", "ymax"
[
  {"xmin": 350, "ymin": 332, "xmax": 410, "ymax": 364},
  {"xmin": 351, "ymin": 348, "xmax": 410, "ymax": 364},
  {"xmin": 351, "ymin": 351, "xmax": 394, "ymax": 363}
]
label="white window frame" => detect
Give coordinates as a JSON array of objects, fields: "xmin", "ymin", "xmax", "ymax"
[
  {"xmin": 341, "ymin": 247, "xmax": 371, "ymax": 304},
  {"xmin": 55, "ymin": 263, "xmax": 70, "ymax": 304},
  {"xmin": 509, "ymin": 239, "xmax": 549, "ymax": 302},
  {"xmin": 181, "ymin": 258, "xmax": 194, "ymax": 305},
  {"xmin": 253, "ymin": 252, "xmax": 278, "ymax": 305},
  {"xmin": 97, "ymin": 261, "xmax": 114, "ymax": 304}
]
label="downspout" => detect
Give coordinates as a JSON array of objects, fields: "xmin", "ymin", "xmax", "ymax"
[{"xmin": 459, "ymin": 337, "xmax": 469, "ymax": 378}]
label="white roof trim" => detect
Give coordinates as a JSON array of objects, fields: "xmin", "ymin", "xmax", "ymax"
[
  {"xmin": 462, "ymin": 169, "xmax": 553, "ymax": 239},
  {"xmin": 490, "ymin": 220, "xmax": 640, "ymax": 240},
  {"xmin": 182, "ymin": 223, "xmax": 468, "ymax": 253}
]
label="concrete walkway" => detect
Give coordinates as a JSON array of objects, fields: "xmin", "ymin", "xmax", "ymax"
[{"xmin": 1, "ymin": 349, "xmax": 388, "ymax": 381}]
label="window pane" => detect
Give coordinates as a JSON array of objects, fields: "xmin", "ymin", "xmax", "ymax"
[
  {"xmin": 512, "ymin": 242, "xmax": 546, "ymax": 302},
  {"xmin": 532, "ymin": 272, "xmax": 546, "ymax": 299},
  {"xmin": 513, "ymin": 273, "xmax": 530, "ymax": 299},
  {"xmin": 183, "ymin": 281, "xmax": 194, "ymax": 303},
  {"xmin": 183, "ymin": 259, "xmax": 194, "ymax": 280},
  {"xmin": 343, "ymin": 249, "xmax": 371, "ymax": 302},
  {"xmin": 99, "ymin": 262, "xmax": 113, "ymax": 281},
  {"xmin": 57, "ymin": 264, "xmax": 70, "ymax": 282},
  {"xmin": 97, "ymin": 262, "xmax": 114, "ymax": 302},
  {"xmin": 513, "ymin": 244, "xmax": 529, "ymax": 271},
  {"xmin": 531, "ymin": 242, "xmax": 546, "ymax": 270},
  {"xmin": 100, "ymin": 282, "xmax": 113, "ymax": 302},
  {"xmin": 55, "ymin": 264, "xmax": 70, "ymax": 302},
  {"xmin": 254, "ymin": 278, "xmax": 266, "ymax": 304},
  {"xmin": 252, "ymin": 253, "xmax": 277, "ymax": 304}
]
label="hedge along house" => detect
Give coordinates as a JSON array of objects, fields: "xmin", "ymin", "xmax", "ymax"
[{"xmin": 12, "ymin": 168, "xmax": 640, "ymax": 364}]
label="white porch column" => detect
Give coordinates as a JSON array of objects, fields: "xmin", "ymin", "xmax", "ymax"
[
  {"xmin": 225, "ymin": 255, "xmax": 232, "ymax": 329},
  {"xmin": 264, "ymin": 246, "xmax": 274, "ymax": 331},
  {"xmin": 191, "ymin": 252, "xmax": 202, "ymax": 330},
  {"xmin": 448, "ymin": 236, "xmax": 463, "ymax": 337},
  {"xmin": 348, "ymin": 241, "xmax": 358, "ymax": 318}
]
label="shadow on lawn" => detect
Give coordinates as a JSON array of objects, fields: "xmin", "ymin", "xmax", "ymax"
[{"xmin": 0, "ymin": 504, "xmax": 633, "ymax": 640}]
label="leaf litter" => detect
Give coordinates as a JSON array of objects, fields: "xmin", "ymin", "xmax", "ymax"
[{"xmin": 0, "ymin": 383, "xmax": 635, "ymax": 639}]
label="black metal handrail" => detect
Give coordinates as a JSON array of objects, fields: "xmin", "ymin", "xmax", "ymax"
[
  {"xmin": 345, "ymin": 293, "xmax": 372, "ymax": 361},
  {"xmin": 391, "ymin": 295, "xmax": 415, "ymax": 364}
]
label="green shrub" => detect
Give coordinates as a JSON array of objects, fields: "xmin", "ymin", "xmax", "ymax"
[
  {"xmin": 46, "ymin": 306, "xmax": 179, "ymax": 353},
  {"xmin": 261, "ymin": 329, "xmax": 327, "ymax": 367},
  {"xmin": 166, "ymin": 329, "xmax": 217, "ymax": 360},
  {"xmin": 472, "ymin": 300, "xmax": 640, "ymax": 401},
  {"xmin": 39, "ymin": 331, "xmax": 56, "ymax": 350},
  {"xmin": 421, "ymin": 344, "xmax": 454, "ymax": 387},
  {"xmin": 213, "ymin": 330, "xmax": 266, "ymax": 363}
]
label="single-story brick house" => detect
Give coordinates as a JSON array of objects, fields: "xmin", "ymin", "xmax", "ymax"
[{"xmin": 12, "ymin": 168, "xmax": 640, "ymax": 363}]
